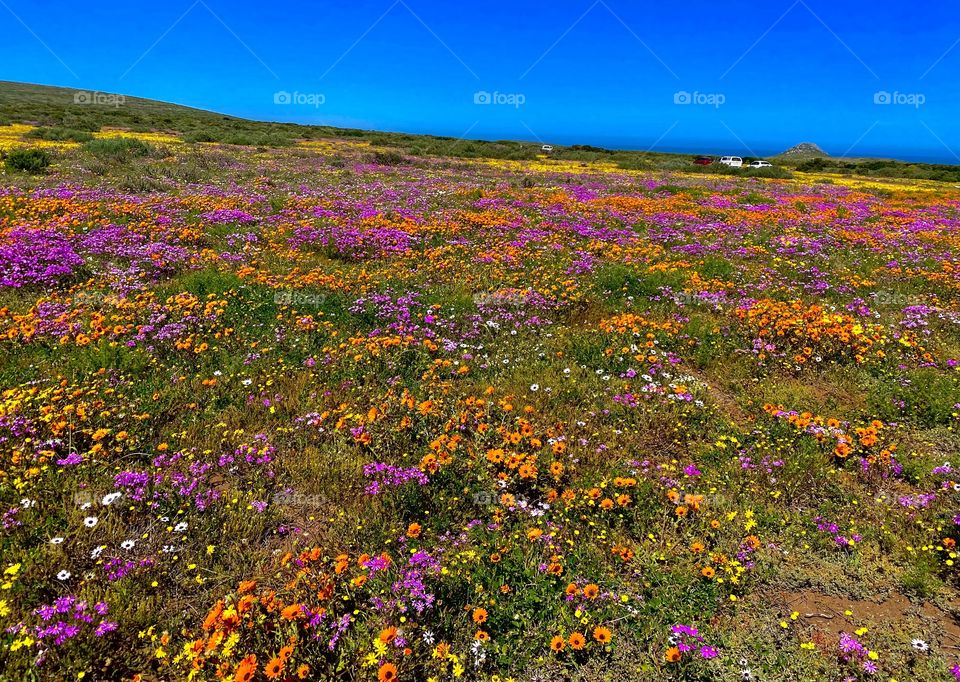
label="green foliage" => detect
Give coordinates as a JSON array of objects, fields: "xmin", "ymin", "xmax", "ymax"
[
  {"xmin": 82, "ymin": 137, "xmax": 155, "ymax": 161},
  {"xmin": 25, "ymin": 126, "xmax": 95, "ymax": 142},
  {"xmin": 4, "ymin": 147, "xmax": 50, "ymax": 173},
  {"xmin": 369, "ymin": 150, "xmax": 407, "ymax": 166}
]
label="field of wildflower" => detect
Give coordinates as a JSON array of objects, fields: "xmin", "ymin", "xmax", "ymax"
[{"xmin": 1, "ymin": 128, "xmax": 959, "ymax": 681}]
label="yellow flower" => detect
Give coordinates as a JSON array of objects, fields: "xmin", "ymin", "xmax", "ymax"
[{"xmin": 10, "ymin": 636, "xmax": 34, "ymax": 652}]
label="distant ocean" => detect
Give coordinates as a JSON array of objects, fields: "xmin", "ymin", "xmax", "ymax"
[{"xmin": 541, "ymin": 135, "xmax": 960, "ymax": 166}]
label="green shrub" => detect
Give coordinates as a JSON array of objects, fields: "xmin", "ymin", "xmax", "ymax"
[
  {"xmin": 796, "ymin": 157, "xmax": 830, "ymax": 172},
  {"xmin": 25, "ymin": 127, "xmax": 94, "ymax": 143},
  {"xmin": 182, "ymin": 131, "xmax": 294, "ymax": 146},
  {"xmin": 369, "ymin": 150, "xmax": 407, "ymax": 166},
  {"xmin": 82, "ymin": 137, "xmax": 155, "ymax": 161},
  {"xmin": 4, "ymin": 148, "xmax": 51, "ymax": 174}
]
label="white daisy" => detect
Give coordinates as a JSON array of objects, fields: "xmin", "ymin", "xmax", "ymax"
[
  {"xmin": 50, "ymin": 537, "xmax": 64, "ymax": 545},
  {"xmin": 530, "ymin": 384, "xmax": 539, "ymax": 392},
  {"xmin": 174, "ymin": 522, "xmax": 188, "ymax": 533},
  {"xmin": 121, "ymin": 540, "xmax": 136, "ymax": 550},
  {"xmin": 91, "ymin": 545, "xmax": 106, "ymax": 559},
  {"xmin": 912, "ymin": 638, "xmax": 929, "ymax": 652},
  {"xmin": 101, "ymin": 492, "xmax": 122, "ymax": 506},
  {"xmin": 83, "ymin": 516, "xmax": 98, "ymax": 528},
  {"xmin": 57, "ymin": 570, "xmax": 71, "ymax": 580}
]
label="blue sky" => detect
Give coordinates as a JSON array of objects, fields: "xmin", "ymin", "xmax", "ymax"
[{"xmin": 3, "ymin": 0, "xmax": 959, "ymax": 161}]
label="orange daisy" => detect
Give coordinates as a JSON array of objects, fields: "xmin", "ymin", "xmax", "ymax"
[
  {"xmin": 378, "ymin": 662, "xmax": 398, "ymax": 682},
  {"xmin": 264, "ymin": 657, "xmax": 284, "ymax": 680},
  {"xmin": 593, "ymin": 626, "xmax": 612, "ymax": 644}
]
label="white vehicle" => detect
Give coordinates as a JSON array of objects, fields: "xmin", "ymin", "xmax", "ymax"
[
  {"xmin": 748, "ymin": 160, "xmax": 773, "ymax": 168},
  {"xmin": 541, "ymin": 145, "xmax": 554, "ymax": 153},
  {"xmin": 718, "ymin": 156, "xmax": 743, "ymax": 167}
]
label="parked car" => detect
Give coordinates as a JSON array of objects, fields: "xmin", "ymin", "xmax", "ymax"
[
  {"xmin": 541, "ymin": 145, "xmax": 554, "ymax": 153},
  {"xmin": 748, "ymin": 160, "xmax": 773, "ymax": 168},
  {"xmin": 719, "ymin": 156, "xmax": 743, "ymax": 167},
  {"xmin": 693, "ymin": 156, "xmax": 713, "ymax": 165}
]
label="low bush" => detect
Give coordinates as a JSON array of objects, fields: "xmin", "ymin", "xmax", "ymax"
[
  {"xmin": 4, "ymin": 147, "xmax": 51, "ymax": 173},
  {"xmin": 82, "ymin": 137, "xmax": 155, "ymax": 161}
]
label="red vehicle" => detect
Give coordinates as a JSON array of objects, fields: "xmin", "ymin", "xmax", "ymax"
[{"xmin": 693, "ymin": 156, "xmax": 714, "ymax": 165}]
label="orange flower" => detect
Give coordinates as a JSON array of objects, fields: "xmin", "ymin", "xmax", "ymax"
[
  {"xmin": 474, "ymin": 629, "xmax": 490, "ymax": 641},
  {"xmin": 675, "ymin": 505, "xmax": 688, "ymax": 517},
  {"xmin": 297, "ymin": 664, "xmax": 310, "ymax": 679},
  {"xmin": 378, "ymin": 662, "xmax": 398, "ymax": 682},
  {"xmin": 472, "ymin": 607, "xmax": 488, "ymax": 624},
  {"xmin": 593, "ymin": 626, "xmax": 612, "ymax": 644},
  {"xmin": 234, "ymin": 654, "xmax": 257, "ymax": 682},
  {"xmin": 264, "ymin": 657, "xmax": 284, "ymax": 680},
  {"xmin": 665, "ymin": 646, "xmax": 681, "ymax": 662},
  {"xmin": 569, "ymin": 632, "xmax": 586, "ymax": 650},
  {"xmin": 203, "ymin": 600, "xmax": 224, "ymax": 631},
  {"xmin": 280, "ymin": 604, "xmax": 303, "ymax": 620},
  {"xmin": 701, "ymin": 566, "xmax": 716, "ymax": 579},
  {"xmin": 550, "ymin": 635, "xmax": 566, "ymax": 652},
  {"xmin": 238, "ymin": 580, "xmax": 257, "ymax": 594},
  {"xmin": 565, "ymin": 582, "xmax": 579, "ymax": 596},
  {"xmin": 379, "ymin": 626, "xmax": 398, "ymax": 644},
  {"xmin": 406, "ymin": 523, "xmax": 422, "ymax": 538},
  {"xmin": 582, "ymin": 583, "xmax": 600, "ymax": 599},
  {"xmin": 278, "ymin": 644, "xmax": 294, "ymax": 662}
]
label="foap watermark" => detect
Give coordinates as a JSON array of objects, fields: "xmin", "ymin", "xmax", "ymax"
[
  {"xmin": 273, "ymin": 90, "xmax": 326, "ymax": 108},
  {"xmin": 872, "ymin": 290, "xmax": 924, "ymax": 307},
  {"xmin": 674, "ymin": 90, "xmax": 725, "ymax": 108},
  {"xmin": 474, "ymin": 90, "xmax": 525, "ymax": 108},
  {"xmin": 473, "ymin": 291, "xmax": 527, "ymax": 307},
  {"xmin": 73, "ymin": 91, "xmax": 125, "ymax": 108},
  {"xmin": 874, "ymin": 91, "xmax": 925, "ymax": 108},
  {"xmin": 274, "ymin": 290, "xmax": 327, "ymax": 306},
  {"xmin": 472, "ymin": 491, "xmax": 530, "ymax": 506},
  {"xmin": 271, "ymin": 490, "xmax": 330, "ymax": 508}
]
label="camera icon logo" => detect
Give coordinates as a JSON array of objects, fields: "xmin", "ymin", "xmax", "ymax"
[
  {"xmin": 73, "ymin": 91, "xmax": 92, "ymax": 104},
  {"xmin": 674, "ymin": 90, "xmax": 692, "ymax": 105},
  {"xmin": 273, "ymin": 91, "xmax": 292, "ymax": 105},
  {"xmin": 873, "ymin": 91, "xmax": 891, "ymax": 105},
  {"xmin": 474, "ymin": 90, "xmax": 492, "ymax": 105}
]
